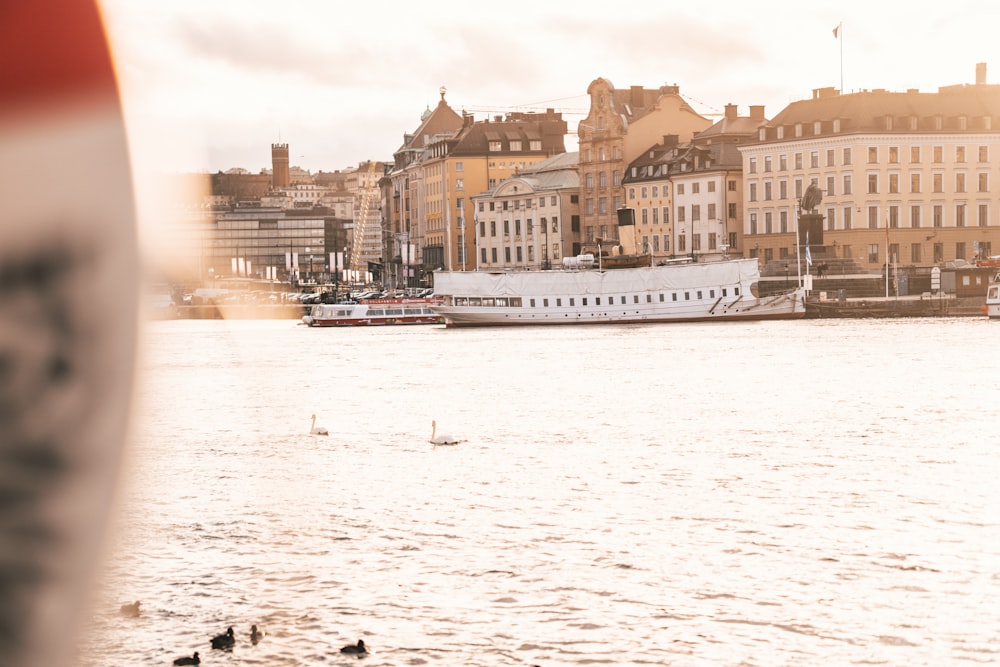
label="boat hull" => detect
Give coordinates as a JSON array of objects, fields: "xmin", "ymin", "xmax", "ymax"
[{"xmin": 430, "ymin": 259, "xmax": 806, "ymax": 327}]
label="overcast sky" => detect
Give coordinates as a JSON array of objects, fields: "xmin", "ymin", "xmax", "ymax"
[{"xmin": 99, "ymin": 0, "xmax": 1000, "ymax": 176}]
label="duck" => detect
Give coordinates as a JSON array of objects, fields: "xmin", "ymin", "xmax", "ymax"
[
  {"xmin": 210, "ymin": 626, "xmax": 235, "ymax": 649},
  {"xmin": 429, "ymin": 420, "xmax": 461, "ymax": 445},
  {"xmin": 118, "ymin": 600, "xmax": 141, "ymax": 617},
  {"xmin": 310, "ymin": 414, "xmax": 329, "ymax": 435},
  {"xmin": 172, "ymin": 652, "xmax": 200, "ymax": 665},
  {"xmin": 250, "ymin": 624, "xmax": 263, "ymax": 644},
  {"xmin": 340, "ymin": 639, "xmax": 367, "ymax": 655}
]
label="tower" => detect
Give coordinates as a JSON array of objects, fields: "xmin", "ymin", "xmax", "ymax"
[{"xmin": 271, "ymin": 143, "xmax": 289, "ymax": 188}]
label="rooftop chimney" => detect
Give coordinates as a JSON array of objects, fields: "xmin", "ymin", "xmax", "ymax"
[
  {"xmin": 976, "ymin": 62, "xmax": 987, "ymax": 85},
  {"xmin": 749, "ymin": 105, "xmax": 766, "ymax": 121},
  {"xmin": 724, "ymin": 103, "xmax": 738, "ymax": 120}
]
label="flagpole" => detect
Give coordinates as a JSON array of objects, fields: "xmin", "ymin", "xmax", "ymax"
[{"xmin": 839, "ymin": 22, "xmax": 843, "ymax": 92}]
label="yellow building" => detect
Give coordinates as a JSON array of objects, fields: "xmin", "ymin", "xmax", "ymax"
[{"xmin": 578, "ymin": 78, "xmax": 711, "ymax": 249}]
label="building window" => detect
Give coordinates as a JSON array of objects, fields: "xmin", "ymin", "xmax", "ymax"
[
  {"xmin": 888, "ymin": 146, "xmax": 899, "ymax": 163},
  {"xmin": 764, "ymin": 156, "xmax": 772, "ymax": 172},
  {"xmin": 956, "ymin": 146, "xmax": 966, "ymax": 162},
  {"xmin": 826, "ymin": 207, "xmax": 836, "ymax": 230},
  {"xmin": 677, "ymin": 206, "xmax": 685, "ymax": 222},
  {"xmin": 956, "ymin": 242, "xmax": 965, "ymax": 260},
  {"xmin": 956, "ymin": 173, "xmax": 966, "ymax": 193},
  {"xmin": 911, "ymin": 244, "xmax": 921, "ymax": 263},
  {"xmin": 888, "ymin": 173, "xmax": 899, "ymax": 193},
  {"xmin": 728, "ymin": 180, "xmax": 737, "ymax": 191},
  {"xmin": 749, "ymin": 213, "xmax": 757, "ymax": 235},
  {"xmin": 933, "ymin": 146, "xmax": 943, "ymax": 163},
  {"xmin": 979, "ymin": 173, "xmax": 989, "ymax": 192},
  {"xmin": 728, "ymin": 203, "xmax": 737, "ymax": 219},
  {"xmin": 455, "ymin": 178, "xmax": 464, "ymax": 190},
  {"xmin": 826, "ymin": 176, "xmax": 834, "ymax": 196},
  {"xmin": 868, "ymin": 146, "xmax": 878, "ymax": 163},
  {"xmin": 749, "ymin": 182, "xmax": 757, "ymax": 201},
  {"xmin": 843, "ymin": 174, "xmax": 852, "ymax": 195},
  {"xmin": 599, "ymin": 172, "xmax": 607, "ymax": 188},
  {"xmin": 692, "ymin": 204, "xmax": 701, "ymax": 221},
  {"xmin": 979, "ymin": 204, "xmax": 989, "ymax": 227},
  {"xmin": 810, "ymin": 151, "xmax": 819, "ymax": 168},
  {"xmin": 868, "ymin": 173, "xmax": 879, "ymax": 194},
  {"xmin": 749, "ymin": 157, "xmax": 757, "ymax": 174},
  {"xmin": 933, "ymin": 204, "xmax": 943, "ymax": 227},
  {"xmin": 889, "ymin": 205, "xmax": 899, "ymax": 228},
  {"xmin": 868, "ymin": 243, "xmax": 879, "ymax": 263},
  {"xmin": 708, "ymin": 233, "xmax": 718, "ymax": 250},
  {"xmin": 911, "ymin": 205, "xmax": 921, "ymax": 228},
  {"xmin": 826, "ymin": 149, "xmax": 835, "ymax": 167},
  {"xmin": 911, "ymin": 173, "xmax": 921, "ymax": 193},
  {"xmin": 933, "ymin": 173, "xmax": 943, "ymax": 193},
  {"xmin": 489, "ymin": 141, "xmax": 502, "ymax": 152},
  {"xmin": 530, "ymin": 140, "xmax": 541, "ymax": 151},
  {"xmin": 779, "ymin": 210, "xmax": 788, "ymax": 233},
  {"xmin": 677, "ymin": 184, "xmax": 685, "ymax": 195},
  {"xmin": 843, "ymin": 147, "xmax": 851, "ymax": 165},
  {"xmin": 956, "ymin": 203, "xmax": 966, "ymax": 227},
  {"xmin": 764, "ymin": 211, "xmax": 773, "ymax": 234},
  {"xmin": 868, "ymin": 206, "xmax": 879, "ymax": 229},
  {"xmin": 764, "ymin": 181, "xmax": 772, "ymax": 200},
  {"xmin": 979, "ymin": 145, "xmax": 989, "ymax": 162},
  {"xmin": 911, "ymin": 146, "xmax": 920, "ymax": 163},
  {"xmin": 586, "ymin": 173, "xmax": 594, "ymax": 189}
]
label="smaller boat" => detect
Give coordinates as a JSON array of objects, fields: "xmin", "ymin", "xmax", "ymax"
[
  {"xmin": 302, "ymin": 297, "xmax": 443, "ymax": 327},
  {"xmin": 985, "ymin": 271, "xmax": 1000, "ymax": 319}
]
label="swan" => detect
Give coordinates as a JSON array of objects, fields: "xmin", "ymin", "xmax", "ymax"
[
  {"xmin": 340, "ymin": 639, "xmax": 367, "ymax": 655},
  {"xmin": 430, "ymin": 420, "xmax": 461, "ymax": 445},
  {"xmin": 173, "ymin": 652, "xmax": 200, "ymax": 665},
  {"xmin": 310, "ymin": 414, "xmax": 329, "ymax": 436}
]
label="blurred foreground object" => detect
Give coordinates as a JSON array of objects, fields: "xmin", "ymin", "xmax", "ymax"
[{"xmin": 0, "ymin": 2, "xmax": 138, "ymax": 667}]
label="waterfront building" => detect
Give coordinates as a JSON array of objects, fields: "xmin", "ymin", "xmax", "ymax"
[
  {"xmin": 471, "ymin": 152, "xmax": 581, "ymax": 270},
  {"xmin": 420, "ymin": 108, "xmax": 567, "ymax": 274},
  {"xmin": 740, "ymin": 64, "xmax": 1000, "ymax": 284},
  {"xmin": 384, "ymin": 89, "xmax": 465, "ymax": 289},
  {"xmin": 577, "ymin": 78, "xmax": 711, "ymax": 249}
]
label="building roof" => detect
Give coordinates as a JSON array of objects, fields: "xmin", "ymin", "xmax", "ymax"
[{"xmin": 760, "ymin": 82, "xmax": 1000, "ymax": 142}]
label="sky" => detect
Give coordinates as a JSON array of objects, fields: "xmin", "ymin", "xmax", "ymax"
[{"xmin": 98, "ymin": 0, "xmax": 1000, "ymax": 177}]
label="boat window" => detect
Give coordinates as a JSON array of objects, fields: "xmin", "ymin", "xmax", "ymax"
[
  {"xmin": 659, "ymin": 294, "xmax": 664, "ymax": 302},
  {"xmin": 634, "ymin": 295, "xmax": 640, "ymax": 304},
  {"xmin": 496, "ymin": 298, "xmax": 508, "ymax": 307},
  {"xmin": 735, "ymin": 287, "xmax": 741, "ymax": 296},
  {"xmin": 556, "ymin": 298, "xmax": 561, "ymax": 306},
  {"xmin": 620, "ymin": 296, "xmax": 626, "ymax": 304},
  {"xmin": 569, "ymin": 298, "xmax": 575, "ymax": 306},
  {"xmin": 543, "ymin": 298, "xmax": 549, "ymax": 307},
  {"xmin": 510, "ymin": 298, "xmax": 522, "ymax": 307},
  {"xmin": 989, "ymin": 287, "xmax": 999, "ymax": 298},
  {"xmin": 684, "ymin": 292, "xmax": 690, "ymax": 300},
  {"xmin": 646, "ymin": 294, "xmax": 652, "ymax": 303},
  {"xmin": 710, "ymin": 290, "xmax": 715, "ymax": 298},
  {"xmin": 595, "ymin": 297, "xmax": 601, "ymax": 305},
  {"xmin": 722, "ymin": 288, "xmax": 728, "ymax": 297},
  {"xmin": 697, "ymin": 291, "xmax": 703, "ymax": 299},
  {"xmin": 385, "ymin": 309, "xmax": 403, "ymax": 316},
  {"xmin": 369, "ymin": 309, "xmax": 384, "ymax": 316},
  {"xmin": 338, "ymin": 310, "xmax": 349, "ymax": 317},
  {"xmin": 482, "ymin": 298, "xmax": 495, "ymax": 307},
  {"xmin": 672, "ymin": 293, "xmax": 678, "ymax": 301},
  {"xmin": 582, "ymin": 298, "xmax": 588, "ymax": 306},
  {"xmin": 530, "ymin": 298, "xmax": 536, "ymax": 307}
]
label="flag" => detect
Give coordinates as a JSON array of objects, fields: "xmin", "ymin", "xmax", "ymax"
[
  {"xmin": 833, "ymin": 22, "xmax": 841, "ymax": 38},
  {"xmin": 805, "ymin": 231, "xmax": 813, "ymax": 266}
]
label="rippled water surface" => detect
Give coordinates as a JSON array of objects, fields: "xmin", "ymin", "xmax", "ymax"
[{"xmin": 79, "ymin": 318, "xmax": 1000, "ymax": 666}]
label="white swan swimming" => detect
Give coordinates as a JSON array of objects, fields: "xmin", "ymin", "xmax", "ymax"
[
  {"xmin": 430, "ymin": 420, "xmax": 460, "ymax": 445},
  {"xmin": 310, "ymin": 414, "xmax": 329, "ymax": 436}
]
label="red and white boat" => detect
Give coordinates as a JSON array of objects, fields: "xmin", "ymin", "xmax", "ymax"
[{"xmin": 302, "ymin": 298, "xmax": 443, "ymax": 327}]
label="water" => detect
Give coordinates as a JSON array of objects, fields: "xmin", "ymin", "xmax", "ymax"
[{"xmin": 79, "ymin": 318, "xmax": 1000, "ymax": 666}]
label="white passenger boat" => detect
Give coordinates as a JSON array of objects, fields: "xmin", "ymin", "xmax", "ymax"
[
  {"xmin": 302, "ymin": 298, "xmax": 443, "ymax": 327},
  {"xmin": 985, "ymin": 271, "xmax": 1000, "ymax": 319},
  {"xmin": 430, "ymin": 256, "xmax": 805, "ymax": 327}
]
